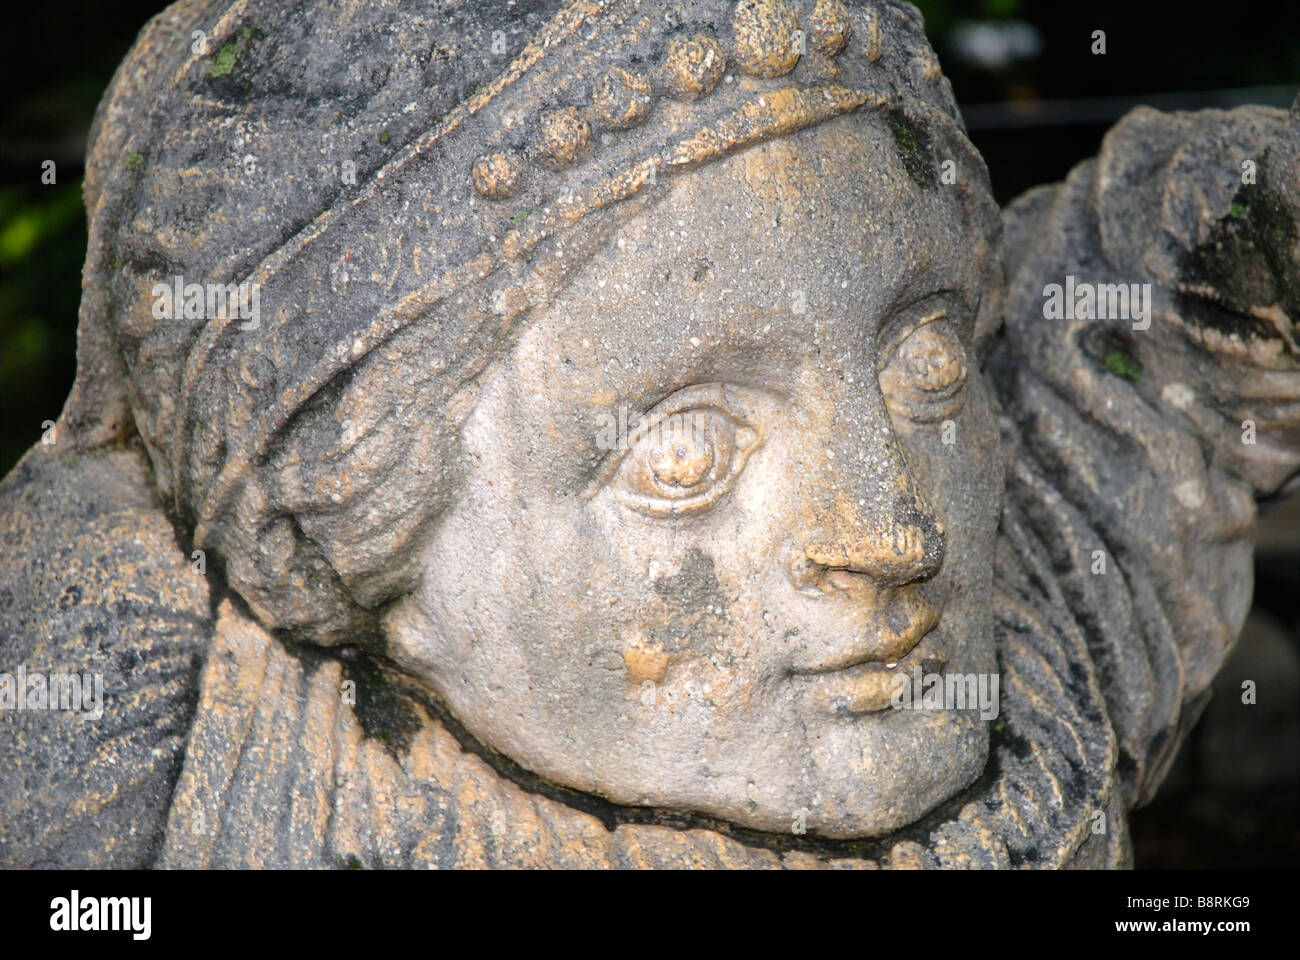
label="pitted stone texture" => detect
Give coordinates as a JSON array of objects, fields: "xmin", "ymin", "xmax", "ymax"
[
  {"xmin": 536, "ymin": 106, "xmax": 591, "ymax": 168},
  {"xmin": 911, "ymin": 49, "xmax": 941, "ymax": 84},
  {"xmin": 732, "ymin": 0, "xmax": 802, "ymax": 77},
  {"xmin": 990, "ymin": 100, "xmax": 1300, "ymax": 808},
  {"xmin": 471, "ymin": 152, "xmax": 525, "ymax": 199},
  {"xmin": 659, "ymin": 34, "xmax": 726, "ymax": 101},
  {"xmin": 0, "ymin": 446, "xmax": 211, "ymax": 867},
  {"xmin": 860, "ymin": 4, "xmax": 884, "ymax": 62},
  {"xmin": 592, "ymin": 67, "xmax": 654, "ymax": 128},
  {"xmin": 807, "ymin": 0, "xmax": 853, "ymax": 55}
]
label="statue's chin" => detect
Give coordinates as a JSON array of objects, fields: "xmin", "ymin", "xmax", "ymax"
[
  {"xmin": 579, "ymin": 707, "xmax": 992, "ymax": 841},
  {"xmin": 384, "ymin": 589, "xmax": 997, "ymax": 843}
]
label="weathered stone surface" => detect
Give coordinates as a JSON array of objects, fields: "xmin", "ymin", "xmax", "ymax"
[
  {"xmin": 0, "ymin": 446, "xmax": 211, "ymax": 867},
  {"xmin": 991, "ymin": 100, "xmax": 1300, "ymax": 808},
  {"xmin": 1, "ymin": 0, "xmax": 1296, "ymax": 867}
]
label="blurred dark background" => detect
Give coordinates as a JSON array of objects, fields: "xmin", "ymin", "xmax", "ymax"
[{"xmin": 1, "ymin": 0, "xmax": 1297, "ymax": 867}]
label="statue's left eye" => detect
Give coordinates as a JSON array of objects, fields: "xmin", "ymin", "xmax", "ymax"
[
  {"xmin": 607, "ymin": 402, "xmax": 760, "ymax": 518},
  {"xmin": 879, "ymin": 313, "xmax": 968, "ymax": 423}
]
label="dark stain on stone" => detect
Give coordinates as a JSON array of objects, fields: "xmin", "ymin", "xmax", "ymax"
[
  {"xmin": 342, "ymin": 649, "xmax": 422, "ymax": 756},
  {"xmin": 886, "ymin": 110, "xmax": 937, "ymax": 190},
  {"xmin": 1175, "ymin": 179, "xmax": 1299, "ymax": 355},
  {"xmin": 651, "ymin": 547, "xmax": 729, "ymax": 654},
  {"xmin": 653, "ymin": 547, "xmax": 729, "ymax": 622},
  {"xmin": 1007, "ymin": 843, "xmax": 1041, "ymax": 866}
]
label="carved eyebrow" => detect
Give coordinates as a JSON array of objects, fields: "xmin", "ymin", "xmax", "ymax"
[{"xmin": 877, "ymin": 291, "xmax": 968, "ymax": 361}]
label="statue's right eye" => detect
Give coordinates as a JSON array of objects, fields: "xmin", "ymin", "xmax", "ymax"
[{"xmin": 603, "ymin": 391, "xmax": 762, "ymax": 518}]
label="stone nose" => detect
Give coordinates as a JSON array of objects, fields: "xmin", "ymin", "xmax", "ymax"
[
  {"xmin": 803, "ymin": 491, "xmax": 946, "ymax": 586},
  {"xmin": 797, "ymin": 404, "xmax": 946, "ymax": 588}
]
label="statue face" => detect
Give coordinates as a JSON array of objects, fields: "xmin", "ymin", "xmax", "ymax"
[{"xmin": 388, "ymin": 115, "xmax": 1004, "ymax": 838}]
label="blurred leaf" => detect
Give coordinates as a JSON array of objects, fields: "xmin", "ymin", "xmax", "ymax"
[
  {"xmin": 0, "ymin": 211, "xmax": 41, "ymax": 262},
  {"xmin": 982, "ymin": 0, "xmax": 1021, "ymax": 19},
  {"xmin": 0, "ymin": 182, "xmax": 82, "ymax": 264},
  {"xmin": 0, "ymin": 180, "xmax": 85, "ymax": 475}
]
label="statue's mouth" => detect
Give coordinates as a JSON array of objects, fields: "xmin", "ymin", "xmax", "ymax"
[
  {"xmin": 788, "ymin": 606, "xmax": 948, "ymax": 714},
  {"xmin": 793, "ymin": 599, "xmax": 942, "ymax": 675}
]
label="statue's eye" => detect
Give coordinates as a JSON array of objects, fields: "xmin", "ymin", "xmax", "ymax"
[
  {"xmin": 879, "ymin": 312, "xmax": 968, "ymax": 423},
  {"xmin": 606, "ymin": 401, "xmax": 761, "ymax": 518}
]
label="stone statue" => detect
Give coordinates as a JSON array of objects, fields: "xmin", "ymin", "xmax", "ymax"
[{"xmin": 2, "ymin": 0, "xmax": 1296, "ymax": 869}]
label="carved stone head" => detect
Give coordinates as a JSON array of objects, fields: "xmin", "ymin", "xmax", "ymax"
[
  {"xmin": 386, "ymin": 61, "xmax": 1006, "ymax": 836},
  {"xmin": 72, "ymin": 0, "xmax": 1012, "ymax": 840}
]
